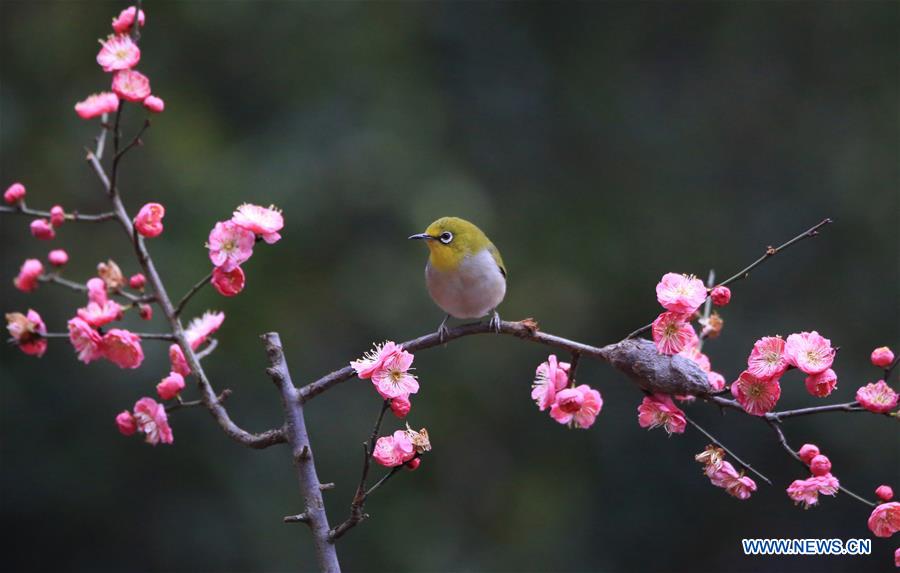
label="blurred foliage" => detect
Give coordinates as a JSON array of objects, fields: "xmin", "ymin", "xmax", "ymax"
[{"xmin": 1, "ymin": 1, "xmax": 898, "ymax": 572}]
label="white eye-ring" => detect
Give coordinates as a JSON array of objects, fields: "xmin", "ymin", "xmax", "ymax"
[{"xmin": 439, "ymin": 231, "xmax": 453, "ymax": 244}]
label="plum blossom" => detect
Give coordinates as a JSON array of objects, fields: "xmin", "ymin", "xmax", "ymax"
[
  {"xmin": 30, "ymin": 219, "xmax": 55, "ymax": 240},
  {"xmin": 157, "ymin": 372, "xmax": 186, "ymax": 400},
  {"xmin": 652, "ymin": 311, "xmax": 698, "ymax": 355},
  {"xmin": 371, "ymin": 346, "xmax": 419, "ymax": 400},
  {"xmin": 876, "ymin": 486, "xmax": 895, "ymax": 502},
  {"xmin": 97, "ymin": 259, "xmax": 125, "ymax": 290},
  {"xmin": 710, "ymin": 285, "xmax": 731, "ymax": 307},
  {"xmin": 49, "ymin": 205, "xmax": 65, "ymax": 227},
  {"xmin": 74, "ymin": 92, "xmax": 119, "ymax": 119},
  {"xmin": 699, "ymin": 312, "xmax": 724, "ymax": 339},
  {"xmin": 77, "ymin": 300, "xmax": 123, "ymax": 328},
  {"xmin": 111, "ymin": 6, "xmax": 145, "ymax": 34},
  {"xmin": 656, "ymin": 273, "xmax": 707, "ymax": 314},
  {"xmin": 86, "ymin": 277, "xmax": 108, "ymax": 305},
  {"xmin": 787, "ymin": 475, "xmax": 840, "ymax": 509},
  {"xmin": 143, "ymin": 95, "xmax": 165, "ymax": 113},
  {"xmin": 115, "ymin": 410, "xmax": 137, "ymax": 436},
  {"xmin": 185, "ymin": 311, "xmax": 225, "ymax": 350},
  {"xmin": 856, "ymin": 380, "xmax": 899, "ymax": 414},
  {"xmin": 784, "ymin": 331, "xmax": 835, "ymax": 375},
  {"xmin": 352, "ymin": 341, "xmax": 402, "ymax": 379},
  {"xmin": 13, "ymin": 259, "xmax": 43, "ymax": 292},
  {"xmin": 169, "ymin": 343, "xmax": 190, "ymax": 376},
  {"xmin": 798, "ymin": 443, "xmax": 820, "ymax": 464},
  {"xmin": 132, "ymin": 397, "xmax": 173, "ymax": 445},
  {"xmin": 809, "ymin": 454, "xmax": 832, "ymax": 477},
  {"xmin": 550, "ymin": 384, "xmax": 603, "ymax": 429},
  {"xmin": 372, "ymin": 430, "xmax": 415, "ymax": 467},
  {"xmin": 405, "ymin": 458, "xmax": 421, "ymax": 471},
  {"xmin": 102, "ymin": 329, "xmax": 144, "ymax": 369},
  {"xmin": 4, "ymin": 182, "xmax": 26, "ymax": 204},
  {"xmin": 96, "ymin": 34, "xmax": 140, "ymax": 72},
  {"xmin": 128, "ymin": 273, "xmax": 146, "ymax": 290},
  {"xmin": 725, "ymin": 473, "xmax": 758, "ymax": 500},
  {"xmin": 390, "ymin": 395, "xmax": 411, "ymax": 419},
  {"xmin": 133, "ymin": 202, "xmax": 165, "ymax": 238},
  {"xmin": 111, "ymin": 69, "xmax": 151, "ymax": 102},
  {"xmin": 731, "ymin": 371, "xmax": 781, "ymax": 416},
  {"xmin": 6, "ymin": 310, "xmax": 47, "ymax": 357},
  {"xmin": 211, "ymin": 266, "xmax": 245, "ymax": 297},
  {"xmin": 406, "ymin": 425, "xmax": 432, "ymax": 454},
  {"xmin": 67, "ymin": 317, "xmax": 105, "ymax": 363},
  {"xmin": 746, "ymin": 336, "xmax": 788, "ymax": 381},
  {"xmin": 707, "ymin": 371, "xmax": 726, "ymax": 392},
  {"xmin": 804, "ymin": 368, "xmax": 837, "ymax": 398},
  {"xmin": 207, "ymin": 221, "xmax": 255, "ymax": 271},
  {"xmin": 868, "ymin": 502, "xmax": 900, "ymax": 538},
  {"xmin": 48, "ymin": 249, "xmax": 69, "ymax": 266},
  {"xmin": 531, "ymin": 354, "xmax": 570, "ymax": 411},
  {"xmin": 871, "ymin": 346, "xmax": 895, "ymax": 368},
  {"xmin": 637, "ymin": 393, "xmax": 686, "ymax": 435},
  {"xmin": 232, "ymin": 204, "xmax": 284, "ymax": 244},
  {"xmin": 696, "ymin": 449, "xmax": 756, "ymax": 500},
  {"xmin": 138, "ymin": 303, "xmax": 152, "ymax": 320}
]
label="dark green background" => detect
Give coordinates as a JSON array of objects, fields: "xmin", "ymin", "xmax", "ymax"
[{"xmin": 1, "ymin": 1, "xmax": 897, "ymax": 572}]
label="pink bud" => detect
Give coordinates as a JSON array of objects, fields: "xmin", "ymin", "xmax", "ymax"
[
  {"xmin": 156, "ymin": 372, "xmax": 186, "ymax": 400},
  {"xmin": 30, "ymin": 219, "xmax": 56, "ymax": 240},
  {"xmin": 710, "ymin": 285, "xmax": 731, "ymax": 307},
  {"xmin": 390, "ymin": 395, "xmax": 411, "ymax": 419},
  {"xmin": 116, "ymin": 410, "xmax": 137, "ymax": 436},
  {"xmin": 133, "ymin": 202, "xmax": 164, "ymax": 238},
  {"xmin": 4, "ymin": 182, "xmax": 26, "ymax": 204},
  {"xmin": 112, "ymin": 69, "xmax": 152, "ymax": 103},
  {"xmin": 809, "ymin": 454, "xmax": 832, "ymax": 477},
  {"xmin": 871, "ymin": 346, "xmax": 895, "ymax": 368},
  {"xmin": 798, "ymin": 443, "xmax": 820, "ymax": 465},
  {"xmin": 405, "ymin": 458, "xmax": 421, "ymax": 471},
  {"xmin": 48, "ymin": 249, "xmax": 69, "ymax": 267},
  {"xmin": 49, "ymin": 205, "xmax": 65, "ymax": 227},
  {"xmin": 143, "ymin": 95, "xmax": 165, "ymax": 113},
  {"xmin": 211, "ymin": 266, "xmax": 245, "ymax": 297},
  {"xmin": 112, "ymin": 6, "xmax": 146, "ymax": 34},
  {"xmin": 138, "ymin": 303, "xmax": 153, "ymax": 321},
  {"xmin": 876, "ymin": 485, "xmax": 894, "ymax": 501},
  {"xmin": 86, "ymin": 277, "xmax": 108, "ymax": 305},
  {"xmin": 129, "ymin": 273, "xmax": 146, "ymax": 290}
]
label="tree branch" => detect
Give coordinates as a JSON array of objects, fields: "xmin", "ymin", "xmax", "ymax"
[
  {"xmin": 682, "ymin": 411, "xmax": 771, "ymax": 485},
  {"xmin": 0, "ymin": 204, "xmax": 116, "ymax": 222},
  {"xmin": 37, "ymin": 331, "xmax": 175, "ymax": 341},
  {"xmin": 37, "ymin": 273, "xmax": 154, "ymax": 304},
  {"xmin": 174, "ymin": 272, "xmax": 213, "ymax": 317}
]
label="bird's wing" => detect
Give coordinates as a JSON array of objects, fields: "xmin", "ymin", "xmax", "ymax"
[{"xmin": 487, "ymin": 243, "xmax": 507, "ymax": 278}]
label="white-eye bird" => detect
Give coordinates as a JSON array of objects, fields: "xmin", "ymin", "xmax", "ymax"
[{"xmin": 409, "ymin": 216, "xmax": 507, "ymax": 340}]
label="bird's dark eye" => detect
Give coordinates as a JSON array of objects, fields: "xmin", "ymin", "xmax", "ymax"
[{"xmin": 439, "ymin": 231, "xmax": 453, "ymax": 244}]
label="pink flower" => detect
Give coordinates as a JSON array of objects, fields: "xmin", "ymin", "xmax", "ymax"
[
  {"xmin": 157, "ymin": 372, "xmax": 186, "ymax": 400},
  {"xmin": 731, "ymin": 371, "xmax": 781, "ymax": 416},
  {"xmin": 102, "ymin": 329, "xmax": 144, "ymax": 369},
  {"xmin": 143, "ymin": 95, "xmax": 165, "ymax": 113},
  {"xmin": 30, "ymin": 219, "xmax": 55, "ymax": 240},
  {"xmin": 798, "ymin": 443, "xmax": 820, "ymax": 464},
  {"xmin": 652, "ymin": 311, "xmax": 698, "ymax": 355},
  {"xmin": 138, "ymin": 303, "xmax": 153, "ymax": 320},
  {"xmin": 115, "ymin": 410, "xmax": 137, "ymax": 436},
  {"xmin": 746, "ymin": 336, "xmax": 788, "ymax": 381},
  {"xmin": 706, "ymin": 460, "xmax": 740, "ymax": 488},
  {"xmin": 111, "ymin": 69, "xmax": 151, "ymax": 102},
  {"xmin": 710, "ymin": 285, "xmax": 731, "ymax": 307},
  {"xmin": 133, "ymin": 202, "xmax": 165, "ymax": 238},
  {"xmin": 231, "ymin": 203, "xmax": 284, "ymax": 244},
  {"xmin": 6, "ymin": 310, "xmax": 47, "ymax": 357},
  {"xmin": 726, "ymin": 474, "xmax": 757, "ymax": 500},
  {"xmin": 531, "ymin": 354, "xmax": 570, "ymax": 411},
  {"xmin": 550, "ymin": 384, "xmax": 603, "ymax": 429},
  {"xmin": 371, "ymin": 347, "xmax": 419, "ymax": 399},
  {"xmin": 207, "ymin": 220, "xmax": 255, "ymax": 271},
  {"xmin": 77, "ymin": 300, "xmax": 123, "ymax": 328},
  {"xmin": 74, "ymin": 92, "xmax": 119, "ymax": 119},
  {"xmin": 185, "ymin": 311, "xmax": 225, "ymax": 350},
  {"xmin": 13, "ymin": 259, "xmax": 43, "ymax": 292},
  {"xmin": 784, "ymin": 331, "xmax": 835, "ymax": 375},
  {"xmin": 787, "ymin": 474, "xmax": 840, "ymax": 509},
  {"xmin": 4, "ymin": 182, "xmax": 26, "ymax": 204},
  {"xmin": 211, "ymin": 266, "xmax": 246, "ymax": 297},
  {"xmin": 48, "ymin": 249, "xmax": 69, "ymax": 266},
  {"xmin": 133, "ymin": 397, "xmax": 174, "ymax": 445},
  {"xmin": 656, "ymin": 273, "xmax": 707, "ymax": 314},
  {"xmin": 707, "ymin": 371, "xmax": 726, "ymax": 392},
  {"xmin": 895, "ymin": 547, "xmax": 900, "ymax": 568},
  {"xmin": 809, "ymin": 454, "xmax": 832, "ymax": 477},
  {"xmin": 372, "ymin": 430, "xmax": 415, "ymax": 467},
  {"xmin": 128, "ymin": 273, "xmax": 146, "ymax": 290},
  {"xmin": 637, "ymin": 393, "xmax": 686, "ymax": 435},
  {"xmin": 856, "ymin": 380, "xmax": 899, "ymax": 414},
  {"xmin": 351, "ymin": 341, "xmax": 403, "ymax": 379},
  {"xmin": 868, "ymin": 502, "xmax": 900, "ymax": 538},
  {"xmin": 86, "ymin": 277, "xmax": 108, "ymax": 305},
  {"xmin": 876, "ymin": 485, "xmax": 895, "ymax": 502},
  {"xmin": 111, "ymin": 6, "xmax": 146, "ymax": 34},
  {"xmin": 67, "ymin": 317, "xmax": 105, "ymax": 363},
  {"xmin": 804, "ymin": 368, "xmax": 837, "ymax": 398},
  {"xmin": 96, "ymin": 34, "xmax": 140, "ymax": 72},
  {"xmin": 872, "ymin": 347, "xmax": 895, "ymax": 368},
  {"xmin": 49, "ymin": 205, "xmax": 65, "ymax": 227},
  {"xmin": 169, "ymin": 343, "xmax": 191, "ymax": 376},
  {"xmin": 390, "ymin": 395, "xmax": 411, "ymax": 419}
]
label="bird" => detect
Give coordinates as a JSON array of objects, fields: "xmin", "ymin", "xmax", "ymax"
[{"xmin": 409, "ymin": 216, "xmax": 507, "ymax": 341}]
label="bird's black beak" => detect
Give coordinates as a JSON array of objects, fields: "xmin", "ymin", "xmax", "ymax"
[{"xmin": 408, "ymin": 233, "xmax": 434, "ymax": 241}]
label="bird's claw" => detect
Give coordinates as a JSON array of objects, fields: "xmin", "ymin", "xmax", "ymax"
[
  {"xmin": 437, "ymin": 315, "xmax": 451, "ymax": 343},
  {"xmin": 489, "ymin": 311, "xmax": 501, "ymax": 333}
]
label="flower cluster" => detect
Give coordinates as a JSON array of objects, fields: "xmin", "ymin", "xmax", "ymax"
[
  {"xmin": 785, "ymin": 443, "xmax": 840, "ymax": 509},
  {"xmin": 5, "ymin": 309, "xmax": 47, "ymax": 357},
  {"xmin": 64, "ymin": 275, "xmax": 144, "ymax": 368},
  {"xmin": 530, "ymin": 355, "xmax": 602, "ymax": 429},
  {"xmin": 695, "ymin": 445, "xmax": 757, "ymax": 500},
  {"xmin": 637, "ymin": 393, "xmax": 686, "ymax": 435},
  {"xmin": 75, "ymin": 6, "xmax": 162, "ymax": 119},
  {"xmin": 116, "ymin": 397, "xmax": 173, "ymax": 446},
  {"xmin": 206, "ymin": 204, "xmax": 284, "ymax": 297},
  {"xmin": 351, "ymin": 341, "xmax": 419, "ymax": 402},
  {"xmin": 5, "ymin": 183, "xmax": 71, "ymax": 242},
  {"xmin": 372, "ymin": 425, "xmax": 431, "ymax": 469}
]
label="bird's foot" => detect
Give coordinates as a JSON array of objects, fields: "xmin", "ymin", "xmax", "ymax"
[
  {"xmin": 489, "ymin": 310, "xmax": 502, "ymax": 333},
  {"xmin": 437, "ymin": 315, "xmax": 451, "ymax": 343}
]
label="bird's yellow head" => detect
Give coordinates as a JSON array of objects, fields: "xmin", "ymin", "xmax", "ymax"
[{"xmin": 408, "ymin": 216, "xmax": 493, "ymax": 272}]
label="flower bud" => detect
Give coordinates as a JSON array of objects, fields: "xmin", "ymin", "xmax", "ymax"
[
  {"xmin": 871, "ymin": 346, "xmax": 895, "ymax": 368},
  {"xmin": 390, "ymin": 395, "xmax": 411, "ymax": 419},
  {"xmin": 143, "ymin": 95, "xmax": 165, "ymax": 113},
  {"xmin": 211, "ymin": 266, "xmax": 245, "ymax": 297},
  {"xmin": 30, "ymin": 219, "xmax": 55, "ymax": 240},
  {"xmin": 710, "ymin": 285, "xmax": 731, "ymax": 307},
  {"xmin": 798, "ymin": 443, "xmax": 820, "ymax": 465},
  {"xmin": 405, "ymin": 458, "xmax": 421, "ymax": 471},
  {"xmin": 48, "ymin": 249, "xmax": 69, "ymax": 267},
  {"xmin": 157, "ymin": 372, "xmax": 186, "ymax": 400},
  {"xmin": 809, "ymin": 454, "xmax": 831, "ymax": 477},
  {"xmin": 129, "ymin": 273, "xmax": 146, "ymax": 290},
  {"xmin": 4, "ymin": 182, "xmax": 26, "ymax": 204},
  {"xmin": 138, "ymin": 304, "xmax": 153, "ymax": 321},
  {"xmin": 875, "ymin": 485, "xmax": 894, "ymax": 501},
  {"xmin": 133, "ymin": 202, "xmax": 165, "ymax": 238},
  {"xmin": 49, "ymin": 205, "xmax": 65, "ymax": 227},
  {"xmin": 116, "ymin": 410, "xmax": 137, "ymax": 436}
]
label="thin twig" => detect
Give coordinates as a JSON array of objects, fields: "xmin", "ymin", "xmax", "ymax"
[
  {"xmin": 195, "ymin": 338, "xmax": 218, "ymax": 360},
  {"xmin": 38, "ymin": 331, "xmax": 175, "ymax": 340},
  {"xmin": 175, "ymin": 272, "xmax": 213, "ymax": 317},
  {"xmin": 166, "ymin": 389, "xmax": 231, "ymax": 413},
  {"xmin": 697, "ymin": 269, "xmax": 715, "ymax": 351},
  {"xmin": 0, "ymin": 205, "xmax": 116, "ymax": 222},
  {"xmin": 682, "ymin": 412, "xmax": 771, "ymax": 485},
  {"xmin": 114, "ymin": 119, "xmax": 151, "ymax": 161},
  {"xmin": 364, "ymin": 464, "xmax": 406, "ymax": 497},
  {"xmin": 38, "ymin": 273, "xmax": 153, "ymax": 304}
]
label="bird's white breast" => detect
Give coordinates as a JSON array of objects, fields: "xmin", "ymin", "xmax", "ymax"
[{"xmin": 425, "ymin": 249, "xmax": 507, "ymax": 319}]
